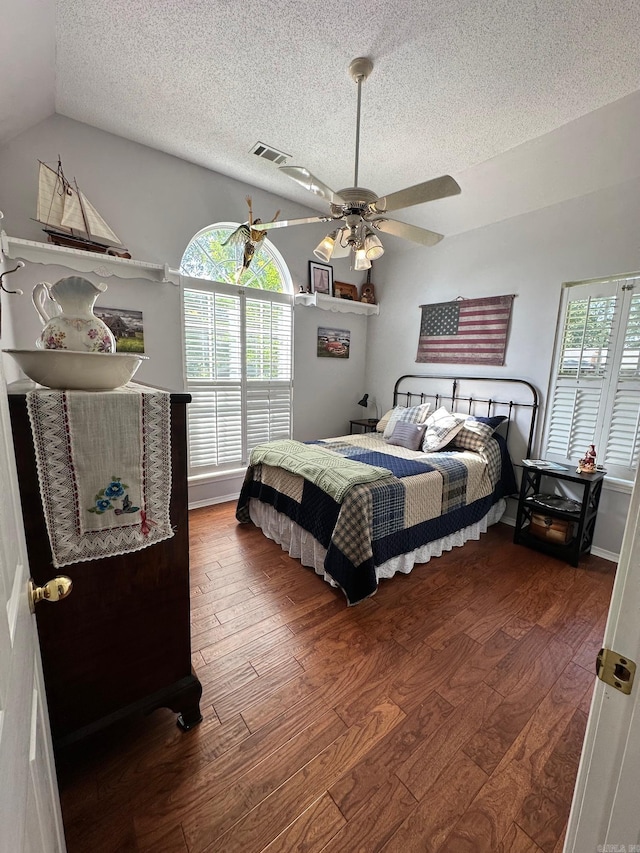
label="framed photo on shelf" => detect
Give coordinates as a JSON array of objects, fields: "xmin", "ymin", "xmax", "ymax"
[
  {"xmin": 334, "ymin": 281, "xmax": 359, "ymax": 301},
  {"xmin": 309, "ymin": 261, "xmax": 333, "ymax": 296}
]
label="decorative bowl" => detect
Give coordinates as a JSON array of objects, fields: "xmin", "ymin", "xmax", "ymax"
[{"xmin": 2, "ymin": 349, "xmax": 148, "ymax": 391}]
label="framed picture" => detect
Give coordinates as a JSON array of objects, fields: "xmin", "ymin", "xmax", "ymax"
[
  {"xmin": 334, "ymin": 281, "xmax": 359, "ymax": 302},
  {"xmin": 309, "ymin": 261, "xmax": 333, "ymax": 296},
  {"xmin": 360, "ymin": 282, "xmax": 376, "ymax": 304},
  {"xmin": 317, "ymin": 326, "xmax": 350, "ymax": 359},
  {"xmin": 93, "ymin": 307, "xmax": 145, "ymax": 353}
]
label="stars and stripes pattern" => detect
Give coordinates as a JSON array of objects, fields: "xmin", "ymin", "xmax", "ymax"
[{"xmin": 416, "ymin": 295, "xmax": 514, "ymax": 365}]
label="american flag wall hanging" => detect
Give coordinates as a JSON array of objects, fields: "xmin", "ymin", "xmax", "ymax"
[{"xmin": 416, "ymin": 295, "xmax": 514, "ymax": 365}]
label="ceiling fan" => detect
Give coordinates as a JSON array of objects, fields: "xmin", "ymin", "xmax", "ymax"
[{"xmin": 253, "ymin": 57, "xmax": 461, "ymax": 269}]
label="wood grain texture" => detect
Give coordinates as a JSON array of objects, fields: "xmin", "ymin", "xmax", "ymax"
[{"xmin": 56, "ymin": 502, "xmax": 615, "ymax": 853}]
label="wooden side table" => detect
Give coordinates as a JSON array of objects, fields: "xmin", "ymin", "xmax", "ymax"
[
  {"xmin": 349, "ymin": 418, "xmax": 379, "ymax": 434},
  {"xmin": 513, "ymin": 463, "xmax": 605, "ymax": 566}
]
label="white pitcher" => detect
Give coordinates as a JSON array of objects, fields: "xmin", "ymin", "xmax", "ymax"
[{"xmin": 32, "ymin": 276, "xmax": 116, "ymax": 352}]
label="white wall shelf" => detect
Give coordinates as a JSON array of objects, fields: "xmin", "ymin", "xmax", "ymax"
[
  {"xmin": 294, "ymin": 291, "xmax": 379, "ymax": 315},
  {"xmin": 0, "ymin": 233, "xmax": 180, "ymax": 284}
]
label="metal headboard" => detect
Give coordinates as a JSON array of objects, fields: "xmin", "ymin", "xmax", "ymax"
[{"xmin": 392, "ymin": 374, "xmax": 539, "ymax": 458}]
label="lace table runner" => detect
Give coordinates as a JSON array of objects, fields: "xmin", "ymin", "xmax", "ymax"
[{"xmin": 26, "ymin": 384, "xmax": 173, "ymax": 567}]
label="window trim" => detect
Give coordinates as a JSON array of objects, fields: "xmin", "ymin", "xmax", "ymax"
[{"xmin": 542, "ymin": 272, "xmax": 640, "ymax": 482}]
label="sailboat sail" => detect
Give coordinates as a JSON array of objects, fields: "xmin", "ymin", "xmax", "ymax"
[
  {"xmin": 60, "ymin": 189, "xmax": 121, "ymax": 245},
  {"xmin": 36, "ymin": 160, "xmax": 125, "ymax": 250},
  {"xmin": 37, "ymin": 162, "xmax": 72, "ymax": 235}
]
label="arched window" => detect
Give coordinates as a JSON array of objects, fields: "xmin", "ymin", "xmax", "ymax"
[
  {"xmin": 180, "ymin": 222, "xmax": 292, "ymax": 293},
  {"xmin": 181, "ymin": 223, "xmax": 293, "ymax": 477}
]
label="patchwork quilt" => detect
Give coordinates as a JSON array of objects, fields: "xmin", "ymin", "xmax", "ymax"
[{"xmin": 237, "ymin": 432, "xmax": 516, "ymax": 605}]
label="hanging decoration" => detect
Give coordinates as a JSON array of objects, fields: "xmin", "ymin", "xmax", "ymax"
[
  {"xmin": 416, "ymin": 294, "xmax": 514, "ymax": 365},
  {"xmin": 222, "ymin": 196, "xmax": 280, "ymax": 283}
]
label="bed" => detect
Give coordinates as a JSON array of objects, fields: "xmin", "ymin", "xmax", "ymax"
[{"xmin": 237, "ymin": 375, "xmax": 538, "ymax": 605}]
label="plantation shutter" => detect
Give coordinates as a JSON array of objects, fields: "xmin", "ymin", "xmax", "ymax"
[
  {"xmin": 245, "ymin": 297, "xmax": 293, "ymax": 451},
  {"xmin": 183, "ymin": 283, "xmax": 292, "ymax": 476},
  {"xmin": 544, "ymin": 276, "xmax": 640, "ymax": 480},
  {"xmin": 602, "ymin": 291, "xmax": 640, "ymax": 476}
]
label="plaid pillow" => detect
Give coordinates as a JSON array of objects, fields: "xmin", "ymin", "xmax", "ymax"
[
  {"xmin": 452, "ymin": 415, "xmax": 501, "ymax": 452},
  {"xmin": 383, "ymin": 403, "xmax": 431, "ymax": 439},
  {"xmin": 386, "ymin": 421, "xmax": 427, "ymax": 451},
  {"xmin": 376, "ymin": 408, "xmax": 395, "ymax": 433},
  {"xmin": 421, "ymin": 407, "xmax": 466, "ymax": 452}
]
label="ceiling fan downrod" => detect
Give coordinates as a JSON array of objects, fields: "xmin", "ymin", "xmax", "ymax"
[{"xmin": 349, "ymin": 57, "xmax": 373, "ymax": 190}]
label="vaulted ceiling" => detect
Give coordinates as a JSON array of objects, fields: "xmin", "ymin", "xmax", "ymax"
[{"xmin": 3, "ymin": 0, "xmax": 640, "ymax": 239}]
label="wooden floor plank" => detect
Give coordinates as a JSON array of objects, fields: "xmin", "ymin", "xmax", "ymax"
[
  {"xmin": 381, "ymin": 751, "xmax": 488, "ymax": 852},
  {"xmin": 194, "ymin": 700, "xmax": 406, "ymax": 853},
  {"xmin": 328, "ymin": 690, "xmax": 454, "ymax": 820},
  {"xmin": 318, "ymin": 775, "xmax": 417, "ymax": 853},
  {"xmin": 258, "ymin": 793, "xmax": 346, "ymax": 853},
  {"xmin": 55, "ymin": 503, "xmax": 615, "ymax": 853}
]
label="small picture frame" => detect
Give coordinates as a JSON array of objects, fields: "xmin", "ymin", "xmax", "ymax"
[
  {"xmin": 360, "ymin": 282, "xmax": 376, "ymax": 304},
  {"xmin": 334, "ymin": 281, "xmax": 359, "ymax": 301},
  {"xmin": 309, "ymin": 261, "xmax": 333, "ymax": 296},
  {"xmin": 317, "ymin": 326, "xmax": 350, "ymax": 359},
  {"xmin": 93, "ymin": 307, "xmax": 145, "ymax": 352}
]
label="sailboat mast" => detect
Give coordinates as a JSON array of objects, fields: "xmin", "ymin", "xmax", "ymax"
[{"xmin": 74, "ymin": 178, "xmax": 92, "ymax": 241}]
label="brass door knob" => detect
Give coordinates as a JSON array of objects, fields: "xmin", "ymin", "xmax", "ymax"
[{"xmin": 29, "ymin": 576, "xmax": 73, "ymax": 612}]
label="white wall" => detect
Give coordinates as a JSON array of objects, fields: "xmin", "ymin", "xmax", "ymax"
[
  {"xmin": 369, "ymin": 176, "xmax": 640, "ymax": 557},
  {"xmin": 3, "ymin": 114, "xmax": 639, "ymax": 553},
  {"xmin": 0, "ymin": 115, "xmax": 372, "ymax": 503}
]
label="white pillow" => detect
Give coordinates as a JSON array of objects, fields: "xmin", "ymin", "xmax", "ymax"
[
  {"xmin": 383, "ymin": 402, "xmax": 431, "ymax": 439},
  {"xmin": 421, "ymin": 407, "xmax": 466, "ymax": 452}
]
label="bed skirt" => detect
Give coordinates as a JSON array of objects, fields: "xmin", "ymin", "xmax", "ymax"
[{"xmin": 248, "ymin": 497, "xmax": 506, "ymax": 591}]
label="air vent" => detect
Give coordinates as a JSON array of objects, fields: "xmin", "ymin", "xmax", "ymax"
[{"xmin": 250, "ymin": 142, "xmax": 291, "ymax": 165}]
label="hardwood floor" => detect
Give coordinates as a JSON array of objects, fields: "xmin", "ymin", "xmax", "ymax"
[{"xmin": 57, "ymin": 502, "xmax": 615, "ymax": 852}]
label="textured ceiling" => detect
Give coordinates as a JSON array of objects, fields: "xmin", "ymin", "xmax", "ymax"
[{"xmin": 4, "ymin": 0, "xmax": 640, "ymax": 238}]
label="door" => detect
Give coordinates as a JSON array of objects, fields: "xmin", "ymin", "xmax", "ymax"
[
  {"xmin": 0, "ymin": 359, "xmax": 66, "ymax": 852},
  {"xmin": 565, "ymin": 462, "xmax": 640, "ymax": 849}
]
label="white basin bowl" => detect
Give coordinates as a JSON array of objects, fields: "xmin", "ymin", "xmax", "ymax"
[{"xmin": 2, "ymin": 349, "xmax": 148, "ymax": 391}]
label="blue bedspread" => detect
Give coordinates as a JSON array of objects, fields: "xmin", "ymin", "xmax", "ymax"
[{"xmin": 237, "ymin": 432, "xmax": 516, "ymax": 605}]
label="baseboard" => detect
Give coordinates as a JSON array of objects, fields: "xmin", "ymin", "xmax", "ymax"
[
  {"xmin": 590, "ymin": 546, "xmax": 618, "ymax": 563},
  {"xmin": 188, "ymin": 492, "xmax": 240, "ymax": 510}
]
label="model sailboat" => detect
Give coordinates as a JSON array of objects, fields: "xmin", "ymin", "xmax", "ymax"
[{"xmin": 36, "ymin": 159, "xmax": 131, "ymax": 258}]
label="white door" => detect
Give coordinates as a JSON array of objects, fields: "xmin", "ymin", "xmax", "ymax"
[
  {"xmin": 565, "ymin": 462, "xmax": 640, "ymax": 850},
  {"xmin": 0, "ymin": 360, "xmax": 66, "ymax": 853}
]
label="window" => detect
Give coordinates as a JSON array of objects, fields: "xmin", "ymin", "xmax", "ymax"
[
  {"xmin": 544, "ymin": 274, "xmax": 640, "ymax": 480},
  {"xmin": 181, "ymin": 224, "xmax": 293, "ymax": 477}
]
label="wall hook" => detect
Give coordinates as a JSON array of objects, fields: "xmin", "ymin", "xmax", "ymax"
[{"xmin": 0, "ymin": 261, "xmax": 25, "ymax": 295}]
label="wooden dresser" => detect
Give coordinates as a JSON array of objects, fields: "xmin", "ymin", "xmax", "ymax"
[{"xmin": 8, "ymin": 388, "xmax": 202, "ymax": 748}]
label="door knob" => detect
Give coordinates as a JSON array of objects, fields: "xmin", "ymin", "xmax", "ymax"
[{"xmin": 29, "ymin": 576, "xmax": 73, "ymax": 612}]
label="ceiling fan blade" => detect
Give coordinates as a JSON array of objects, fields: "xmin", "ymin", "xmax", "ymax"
[
  {"xmin": 252, "ymin": 215, "xmax": 333, "ymax": 232},
  {"xmin": 370, "ymin": 175, "xmax": 461, "ymax": 214},
  {"xmin": 371, "ymin": 218, "xmax": 444, "ymax": 247},
  {"xmin": 279, "ymin": 166, "xmax": 346, "ymax": 205}
]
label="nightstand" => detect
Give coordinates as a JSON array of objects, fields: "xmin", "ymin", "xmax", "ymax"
[
  {"xmin": 513, "ymin": 463, "xmax": 605, "ymax": 566},
  {"xmin": 349, "ymin": 418, "xmax": 379, "ymax": 434}
]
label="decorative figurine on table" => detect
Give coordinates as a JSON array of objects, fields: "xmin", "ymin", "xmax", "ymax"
[{"xmin": 577, "ymin": 444, "xmax": 597, "ymax": 474}]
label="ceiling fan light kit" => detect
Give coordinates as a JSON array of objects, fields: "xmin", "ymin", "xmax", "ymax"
[{"xmin": 253, "ymin": 57, "xmax": 462, "ymax": 269}]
